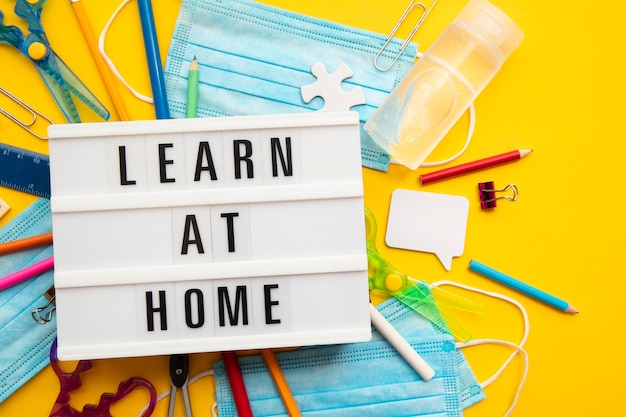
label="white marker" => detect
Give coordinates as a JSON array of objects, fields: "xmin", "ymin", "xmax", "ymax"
[{"xmin": 369, "ymin": 304, "xmax": 435, "ymax": 381}]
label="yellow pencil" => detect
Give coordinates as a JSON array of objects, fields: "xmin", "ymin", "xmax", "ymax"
[
  {"xmin": 70, "ymin": 0, "xmax": 131, "ymax": 121},
  {"xmin": 261, "ymin": 349, "xmax": 302, "ymax": 417}
]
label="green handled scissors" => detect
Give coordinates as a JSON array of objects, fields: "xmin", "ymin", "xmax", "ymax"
[
  {"xmin": 0, "ymin": 0, "xmax": 109, "ymax": 123},
  {"xmin": 365, "ymin": 206, "xmax": 482, "ymax": 341}
]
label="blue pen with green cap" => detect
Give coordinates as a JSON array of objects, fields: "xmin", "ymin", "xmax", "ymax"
[{"xmin": 469, "ymin": 260, "xmax": 578, "ymax": 314}]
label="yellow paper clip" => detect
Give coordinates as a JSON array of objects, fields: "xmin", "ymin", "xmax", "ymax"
[
  {"xmin": 0, "ymin": 87, "xmax": 53, "ymax": 140},
  {"xmin": 374, "ymin": 0, "xmax": 437, "ymax": 72}
]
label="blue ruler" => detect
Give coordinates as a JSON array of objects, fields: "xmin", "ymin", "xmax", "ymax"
[{"xmin": 0, "ymin": 143, "xmax": 50, "ymax": 198}]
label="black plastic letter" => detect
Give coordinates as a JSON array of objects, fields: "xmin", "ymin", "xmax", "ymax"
[
  {"xmin": 217, "ymin": 286, "xmax": 249, "ymax": 326},
  {"xmin": 181, "ymin": 214, "xmax": 205, "ymax": 255},
  {"xmin": 233, "ymin": 140, "xmax": 254, "ymax": 179},
  {"xmin": 146, "ymin": 290, "xmax": 167, "ymax": 331},
  {"xmin": 158, "ymin": 143, "xmax": 175, "ymax": 183},
  {"xmin": 118, "ymin": 146, "xmax": 136, "ymax": 185},
  {"xmin": 194, "ymin": 141, "xmax": 218, "ymax": 181},
  {"xmin": 185, "ymin": 289, "xmax": 205, "ymax": 328},
  {"xmin": 220, "ymin": 212, "xmax": 239, "ymax": 252},
  {"xmin": 270, "ymin": 137, "xmax": 293, "ymax": 177},
  {"xmin": 264, "ymin": 284, "xmax": 281, "ymax": 324}
]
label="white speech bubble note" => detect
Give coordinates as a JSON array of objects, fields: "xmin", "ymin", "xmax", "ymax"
[{"xmin": 385, "ymin": 189, "xmax": 469, "ymax": 271}]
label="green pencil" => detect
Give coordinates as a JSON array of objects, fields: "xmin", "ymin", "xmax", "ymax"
[{"xmin": 186, "ymin": 56, "xmax": 199, "ymax": 118}]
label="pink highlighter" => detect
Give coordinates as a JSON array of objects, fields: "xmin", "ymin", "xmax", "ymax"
[{"xmin": 0, "ymin": 256, "xmax": 54, "ymax": 291}]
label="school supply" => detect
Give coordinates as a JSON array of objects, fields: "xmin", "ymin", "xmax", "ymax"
[
  {"xmin": 213, "ymin": 296, "xmax": 486, "ymax": 417},
  {"xmin": 0, "ymin": 198, "xmax": 55, "ymax": 404},
  {"xmin": 374, "ymin": 0, "xmax": 438, "ymax": 72},
  {"xmin": 469, "ymin": 259, "xmax": 579, "ymax": 313},
  {"xmin": 0, "ymin": 255, "xmax": 53, "ymax": 291},
  {"xmin": 0, "ymin": 231, "xmax": 52, "ymax": 255},
  {"xmin": 31, "ymin": 285, "xmax": 55, "ymax": 324},
  {"xmin": 0, "ymin": 197, "xmax": 9, "ymax": 219},
  {"xmin": 163, "ymin": 0, "xmax": 419, "ymax": 172},
  {"xmin": 137, "ymin": 0, "xmax": 169, "ymax": 119},
  {"xmin": 185, "ymin": 57, "xmax": 199, "ymax": 118},
  {"xmin": 0, "ymin": 143, "xmax": 50, "ymax": 198},
  {"xmin": 478, "ymin": 181, "xmax": 518, "ymax": 209},
  {"xmin": 49, "ymin": 338, "xmax": 157, "ymax": 417},
  {"xmin": 385, "ymin": 189, "xmax": 469, "ymax": 270},
  {"xmin": 365, "ymin": 206, "xmax": 481, "ymax": 341},
  {"xmin": 0, "ymin": 0, "xmax": 109, "ymax": 123},
  {"xmin": 420, "ymin": 149, "xmax": 533, "ymax": 184},
  {"xmin": 222, "ymin": 351, "xmax": 253, "ymax": 417},
  {"xmin": 0, "ymin": 86, "xmax": 53, "ymax": 139},
  {"xmin": 365, "ymin": 0, "xmax": 523, "ymax": 170},
  {"xmin": 168, "ymin": 354, "xmax": 193, "ymax": 417},
  {"xmin": 70, "ymin": 0, "xmax": 131, "ymax": 121},
  {"xmin": 261, "ymin": 349, "xmax": 302, "ymax": 417},
  {"xmin": 369, "ymin": 302, "xmax": 435, "ymax": 380}
]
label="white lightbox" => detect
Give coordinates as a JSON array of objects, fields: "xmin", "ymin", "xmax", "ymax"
[{"xmin": 48, "ymin": 112, "xmax": 371, "ymax": 360}]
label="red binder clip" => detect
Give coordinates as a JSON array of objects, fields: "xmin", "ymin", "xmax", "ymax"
[{"xmin": 478, "ymin": 181, "xmax": 518, "ymax": 209}]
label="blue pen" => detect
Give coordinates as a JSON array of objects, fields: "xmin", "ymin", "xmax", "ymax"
[
  {"xmin": 137, "ymin": 0, "xmax": 170, "ymax": 119},
  {"xmin": 469, "ymin": 260, "xmax": 578, "ymax": 314}
]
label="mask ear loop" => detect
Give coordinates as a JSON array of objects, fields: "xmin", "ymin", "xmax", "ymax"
[
  {"xmin": 98, "ymin": 0, "xmax": 154, "ymax": 103},
  {"xmin": 389, "ymin": 51, "xmax": 476, "ymax": 169},
  {"xmin": 431, "ymin": 280, "xmax": 529, "ymax": 417},
  {"xmin": 419, "ymin": 101, "xmax": 475, "ymax": 167}
]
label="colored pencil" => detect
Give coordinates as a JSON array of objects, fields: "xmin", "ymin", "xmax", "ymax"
[
  {"xmin": 0, "ymin": 232, "xmax": 53, "ymax": 255},
  {"xmin": 369, "ymin": 304, "xmax": 435, "ymax": 381},
  {"xmin": 0, "ymin": 256, "xmax": 54, "ymax": 291},
  {"xmin": 222, "ymin": 351, "xmax": 254, "ymax": 417},
  {"xmin": 469, "ymin": 260, "xmax": 578, "ymax": 314},
  {"xmin": 419, "ymin": 149, "xmax": 532, "ymax": 185},
  {"xmin": 186, "ymin": 56, "xmax": 199, "ymax": 118},
  {"xmin": 70, "ymin": 0, "xmax": 131, "ymax": 121},
  {"xmin": 137, "ymin": 0, "xmax": 170, "ymax": 119},
  {"xmin": 261, "ymin": 349, "xmax": 302, "ymax": 417}
]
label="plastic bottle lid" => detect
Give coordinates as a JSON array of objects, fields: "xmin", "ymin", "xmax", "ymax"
[{"xmin": 457, "ymin": 0, "xmax": 524, "ymax": 61}]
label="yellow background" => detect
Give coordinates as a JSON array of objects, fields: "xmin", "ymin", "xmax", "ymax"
[{"xmin": 0, "ymin": 0, "xmax": 624, "ymax": 415}]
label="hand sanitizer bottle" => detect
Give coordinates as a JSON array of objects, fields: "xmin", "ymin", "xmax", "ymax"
[{"xmin": 365, "ymin": 0, "xmax": 523, "ymax": 170}]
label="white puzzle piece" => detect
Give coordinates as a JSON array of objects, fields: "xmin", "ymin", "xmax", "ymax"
[
  {"xmin": 301, "ymin": 62, "xmax": 366, "ymax": 112},
  {"xmin": 0, "ymin": 197, "xmax": 9, "ymax": 219},
  {"xmin": 385, "ymin": 189, "xmax": 469, "ymax": 271}
]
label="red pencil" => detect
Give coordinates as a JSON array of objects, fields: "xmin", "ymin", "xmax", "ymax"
[
  {"xmin": 419, "ymin": 149, "xmax": 532, "ymax": 185},
  {"xmin": 222, "ymin": 351, "xmax": 253, "ymax": 417}
]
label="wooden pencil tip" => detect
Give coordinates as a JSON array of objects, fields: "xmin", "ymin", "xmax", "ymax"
[
  {"xmin": 565, "ymin": 304, "xmax": 579, "ymax": 314},
  {"xmin": 519, "ymin": 149, "xmax": 533, "ymax": 158}
]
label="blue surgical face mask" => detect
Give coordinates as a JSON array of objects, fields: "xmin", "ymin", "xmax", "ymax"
[
  {"xmin": 164, "ymin": 0, "xmax": 419, "ymax": 172},
  {"xmin": 0, "ymin": 198, "xmax": 56, "ymax": 404},
  {"xmin": 213, "ymin": 295, "xmax": 485, "ymax": 416}
]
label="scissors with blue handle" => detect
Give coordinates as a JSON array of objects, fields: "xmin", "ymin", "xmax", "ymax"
[
  {"xmin": 365, "ymin": 206, "xmax": 483, "ymax": 341},
  {"xmin": 0, "ymin": 0, "xmax": 110, "ymax": 123}
]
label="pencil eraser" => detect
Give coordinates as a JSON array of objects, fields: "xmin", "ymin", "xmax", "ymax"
[{"xmin": 0, "ymin": 197, "xmax": 10, "ymax": 219}]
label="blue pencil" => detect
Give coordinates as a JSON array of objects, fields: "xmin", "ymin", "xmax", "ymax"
[
  {"xmin": 469, "ymin": 260, "xmax": 578, "ymax": 314},
  {"xmin": 137, "ymin": 0, "xmax": 170, "ymax": 119}
]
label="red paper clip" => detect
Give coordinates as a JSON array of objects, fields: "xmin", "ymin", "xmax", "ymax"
[{"xmin": 478, "ymin": 182, "xmax": 518, "ymax": 209}]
